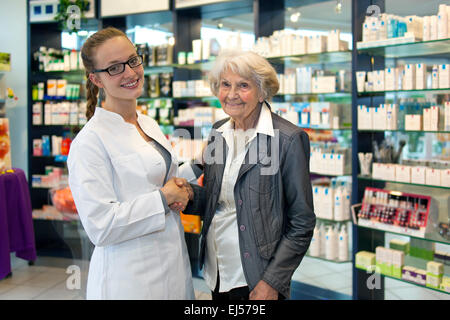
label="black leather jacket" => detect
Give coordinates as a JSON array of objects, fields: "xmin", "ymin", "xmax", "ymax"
[{"xmin": 184, "ymin": 109, "xmax": 316, "ymax": 299}]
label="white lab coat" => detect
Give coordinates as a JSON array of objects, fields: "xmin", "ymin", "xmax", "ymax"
[{"xmin": 67, "ymin": 107, "xmax": 195, "ymax": 300}]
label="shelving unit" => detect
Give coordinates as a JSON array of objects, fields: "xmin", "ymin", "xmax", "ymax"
[{"xmin": 351, "ymin": 0, "xmax": 450, "ymax": 300}]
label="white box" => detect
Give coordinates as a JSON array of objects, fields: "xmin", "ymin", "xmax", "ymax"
[
  {"xmin": 430, "ymin": 15, "xmax": 438, "ymax": 40},
  {"xmin": 439, "ymin": 64, "xmax": 450, "ymax": 89},
  {"xmin": 385, "ymin": 67, "xmax": 398, "ymax": 91},
  {"xmin": 403, "ymin": 64, "xmax": 415, "ymax": 90},
  {"xmin": 426, "ymin": 167, "xmax": 441, "ymax": 186},
  {"xmin": 327, "ymin": 29, "xmax": 340, "ymax": 52},
  {"xmin": 374, "ymin": 70, "xmax": 385, "ymax": 91},
  {"xmin": 441, "ymin": 169, "xmax": 450, "ymax": 188},
  {"xmin": 438, "ymin": 7, "xmax": 448, "ymax": 39},
  {"xmin": 405, "ymin": 114, "xmax": 422, "ymax": 131},
  {"xmin": 445, "ymin": 101, "xmax": 450, "ymax": 131},
  {"xmin": 430, "ymin": 106, "xmax": 440, "ymax": 131},
  {"xmin": 432, "ymin": 65, "xmax": 439, "ymax": 89},
  {"xmin": 386, "ymin": 104, "xmax": 398, "ymax": 130},
  {"xmin": 335, "ymin": 153, "xmax": 345, "ymax": 175},
  {"xmin": 423, "ymin": 108, "xmax": 431, "ymax": 131},
  {"xmin": 411, "ymin": 166, "xmax": 427, "ymax": 184},
  {"xmin": 322, "ymin": 187, "xmax": 334, "ymax": 219},
  {"xmin": 415, "ymin": 63, "xmax": 427, "ymax": 90},
  {"xmin": 373, "ymin": 104, "xmax": 387, "ymax": 130},
  {"xmin": 192, "ymin": 39, "xmax": 202, "ymax": 62},
  {"xmin": 384, "ymin": 164, "xmax": 396, "ymax": 181},
  {"xmin": 423, "ymin": 16, "xmax": 431, "ymax": 41},
  {"xmin": 293, "ymin": 35, "xmax": 307, "ymax": 55},
  {"xmin": 396, "ymin": 165, "xmax": 411, "ymax": 183}
]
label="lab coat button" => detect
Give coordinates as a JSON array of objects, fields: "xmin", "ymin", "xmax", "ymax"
[{"xmin": 240, "ymin": 225, "xmax": 246, "ymax": 231}]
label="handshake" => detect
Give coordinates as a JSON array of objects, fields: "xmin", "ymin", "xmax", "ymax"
[{"xmin": 160, "ymin": 177, "xmax": 194, "ymax": 212}]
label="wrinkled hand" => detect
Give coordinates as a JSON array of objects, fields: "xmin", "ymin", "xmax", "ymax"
[
  {"xmin": 249, "ymin": 280, "xmax": 279, "ymax": 300},
  {"xmin": 160, "ymin": 178, "xmax": 190, "ymax": 211}
]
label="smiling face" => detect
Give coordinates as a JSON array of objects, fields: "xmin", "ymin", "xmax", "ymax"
[
  {"xmin": 218, "ymin": 69, "xmax": 263, "ymax": 126},
  {"xmin": 88, "ymin": 36, "xmax": 144, "ymax": 102}
]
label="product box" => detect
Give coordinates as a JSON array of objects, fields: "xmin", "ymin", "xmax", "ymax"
[
  {"xmin": 376, "ymin": 246, "xmax": 392, "ymax": 276},
  {"xmin": 355, "ymin": 251, "xmax": 376, "ymax": 270},
  {"xmin": 439, "ymin": 169, "xmax": 450, "ymax": 187},
  {"xmin": 425, "ymin": 167, "xmax": 441, "ymax": 186},
  {"xmin": 384, "ymin": 163, "xmax": 396, "ymax": 181},
  {"xmin": 411, "ymin": 166, "xmax": 427, "ymax": 184},
  {"xmin": 385, "ymin": 67, "xmax": 398, "ymax": 91},
  {"xmin": 386, "ymin": 104, "xmax": 398, "ymax": 130},
  {"xmin": 423, "ymin": 108, "xmax": 431, "ymax": 131},
  {"xmin": 440, "ymin": 276, "xmax": 450, "ymax": 293},
  {"xmin": 391, "ymin": 249, "xmax": 404, "ymax": 278},
  {"xmin": 432, "ymin": 64, "xmax": 439, "ymax": 89},
  {"xmin": 395, "ymin": 165, "xmax": 411, "ymax": 183},
  {"xmin": 389, "ymin": 239, "xmax": 410, "ymax": 254},
  {"xmin": 439, "ymin": 64, "xmax": 450, "ymax": 88},
  {"xmin": 415, "ymin": 63, "xmax": 427, "ymax": 90},
  {"xmin": 403, "ymin": 64, "xmax": 416, "ymax": 90},
  {"xmin": 373, "ymin": 104, "xmax": 387, "ymax": 130},
  {"xmin": 405, "ymin": 114, "xmax": 422, "ymax": 131}
]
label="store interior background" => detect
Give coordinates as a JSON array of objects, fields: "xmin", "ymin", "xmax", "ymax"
[{"xmin": 0, "ymin": 0, "xmax": 449, "ymax": 300}]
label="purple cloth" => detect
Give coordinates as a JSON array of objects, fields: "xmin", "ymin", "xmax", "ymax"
[{"xmin": 0, "ymin": 168, "xmax": 36, "ymax": 280}]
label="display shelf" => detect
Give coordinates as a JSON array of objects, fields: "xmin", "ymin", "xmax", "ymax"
[
  {"xmin": 143, "ymin": 65, "xmax": 174, "ymax": 74},
  {"xmin": 300, "ymin": 126, "xmax": 352, "ymax": 131},
  {"xmin": 311, "ymin": 172, "xmax": 352, "ymax": 177},
  {"xmin": 358, "ymin": 175, "xmax": 450, "ymax": 190},
  {"xmin": 267, "ymin": 50, "xmax": 352, "ymax": 65},
  {"xmin": 357, "ymin": 38, "xmax": 450, "ymax": 59},
  {"xmin": 356, "ymin": 224, "xmax": 450, "ymax": 246},
  {"xmin": 277, "ymin": 92, "xmax": 351, "ymax": 98},
  {"xmin": 32, "ymin": 155, "xmax": 68, "ymax": 162},
  {"xmin": 358, "ymin": 129, "xmax": 450, "ymax": 134},
  {"xmin": 317, "ymin": 217, "xmax": 352, "ymax": 224},
  {"xmin": 357, "ymin": 88, "xmax": 450, "ymax": 97},
  {"xmin": 306, "ymin": 253, "xmax": 352, "ymax": 264}
]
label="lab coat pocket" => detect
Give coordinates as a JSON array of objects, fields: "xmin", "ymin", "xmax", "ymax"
[{"xmin": 111, "ymin": 153, "xmax": 156, "ymax": 199}]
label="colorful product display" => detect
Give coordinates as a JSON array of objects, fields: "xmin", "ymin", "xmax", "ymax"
[{"xmin": 0, "ymin": 118, "xmax": 11, "ymax": 172}]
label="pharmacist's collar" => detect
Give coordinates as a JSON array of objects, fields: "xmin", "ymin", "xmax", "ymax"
[
  {"xmin": 94, "ymin": 107, "xmax": 139, "ymax": 128},
  {"xmin": 216, "ymin": 101, "xmax": 274, "ymax": 137}
]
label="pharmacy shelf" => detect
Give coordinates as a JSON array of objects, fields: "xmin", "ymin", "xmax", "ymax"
[
  {"xmin": 357, "ymin": 88, "xmax": 450, "ymax": 97},
  {"xmin": 358, "ymin": 129, "xmax": 450, "ymax": 134},
  {"xmin": 32, "ymin": 155, "xmax": 68, "ymax": 162},
  {"xmin": 311, "ymin": 172, "xmax": 352, "ymax": 177},
  {"xmin": 306, "ymin": 254, "xmax": 352, "ymax": 264},
  {"xmin": 356, "ymin": 224, "xmax": 450, "ymax": 246},
  {"xmin": 357, "ymin": 38, "xmax": 450, "ymax": 59},
  {"xmin": 143, "ymin": 65, "xmax": 174, "ymax": 74},
  {"xmin": 267, "ymin": 50, "xmax": 352, "ymax": 66},
  {"xmin": 317, "ymin": 217, "xmax": 352, "ymax": 224},
  {"xmin": 300, "ymin": 126, "xmax": 352, "ymax": 131},
  {"xmin": 358, "ymin": 175, "xmax": 450, "ymax": 190}
]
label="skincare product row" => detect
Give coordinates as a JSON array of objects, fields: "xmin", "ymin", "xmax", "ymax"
[
  {"xmin": 358, "ymin": 101, "xmax": 450, "ymax": 131},
  {"xmin": 32, "ymin": 101, "xmax": 87, "ymax": 126},
  {"xmin": 309, "ymin": 223, "xmax": 349, "ymax": 261},
  {"xmin": 253, "ymin": 29, "xmax": 349, "ymax": 58},
  {"xmin": 33, "ymin": 135, "xmax": 72, "ymax": 157},
  {"xmin": 372, "ymin": 160, "xmax": 450, "ymax": 187},
  {"xmin": 310, "ymin": 144, "xmax": 352, "ymax": 176},
  {"xmin": 356, "ymin": 64, "xmax": 450, "ymax": 93},
  {"xmin": 136, "ymin": 43, "xmax": 173, "ymax": 67},
  {"xmin": 358, "ymin": 5, "xmax": 450, "ymax": 47},
  {"xmin": 32, "ymin": 80, "xmax": 82, "ymax": 100},
  {"xmin": 33, "ymin": 47, "xmax": 84, "ymax": 72},
  {"xmin": 31, "ymin": 166, "xmax": 66, "ymax": 189},
  {"xmin": 143, "ymin": 73, "xmax": 172, "ymax": 98},
  {"xmin": 181, "ymin": 38, "xmax": 221, "ymax": 64},
  {"xmin": 172, "ymin": 80, "xmax": 212, "ymax": 98},
  {"xmin": 278, "ymin": 68, "xmax": 350, "ymax": 94},
  {"xmin": 174, "ymin": 105, "xmax": 228, "ymax": 127},
  {"xmin": 312, "ymin": 184, "xmax": 351, "ymax": 221}
]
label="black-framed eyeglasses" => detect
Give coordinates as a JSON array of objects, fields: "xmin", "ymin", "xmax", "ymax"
[{"xmin": 92, "ymin": 55, "xmax": 143, "ymax": 76}]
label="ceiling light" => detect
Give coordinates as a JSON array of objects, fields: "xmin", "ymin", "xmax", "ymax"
[
  {"xmin": 335, "ymin": 0, "xmax": 342, "ymax": 14},
  {"xmin": 290, "ymin": 12, "xmax": 301, "ymax": 23},
  {"xmin": 217, "ymin": 22, "xmax": 223, "ymax": 29}
]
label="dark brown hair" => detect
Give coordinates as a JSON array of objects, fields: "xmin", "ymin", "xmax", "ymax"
[{"xmin": 81, "ymin": 27, "xmax": 129, "ymax": 120}]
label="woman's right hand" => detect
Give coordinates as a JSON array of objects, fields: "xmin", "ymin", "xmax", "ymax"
[{"xmin": 160, "ymin": 178, "xmax": 190, "ymax": 208}]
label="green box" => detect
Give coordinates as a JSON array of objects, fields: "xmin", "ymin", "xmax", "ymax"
[
  {"xmin": 392, "ymin": 265, "xmax": 402, "ymax": 278},
  {"xmin": 376, "ymin": 261, "xmax": 392, "ymax": 276},
  {"xmin": 426, "ymin": 273, "xmax": 442, "ymax": 289}
]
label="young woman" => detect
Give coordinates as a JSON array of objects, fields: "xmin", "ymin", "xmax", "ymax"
[{"xmin": 67, "ymin": 27, "xmax": 195, "ymax": 300}]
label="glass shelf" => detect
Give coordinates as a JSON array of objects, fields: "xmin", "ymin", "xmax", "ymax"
[
  {"xmin": 356, "ymin": 224, "xmax": 450, "ymax": 246},
  {"xmin": 358, "ymin": 88, "xmax": 450, "ymax": 97},
  {"xmin": 300, "ymin": 126, "xmax": 352, "ymax": 131},
  {"xmin": 276, "ymin": 92, "xmax": 351, "ymax": 99},
  {"xmin": 267, "ymin": 50, "xmax": 352, "ymax": 66},
  {"xmin": 143, "ymin": 65, "xmax": 174, "ymax": 74},
  {"xmin": 358, "ymin": 175, "xmax": 450, "ymax": 190},
  {"xmin": 358, "ymin": 129, "xmax": 450, "ymax": 134},
  {"xmin": 357, "ymin": 38, "xmax": 450, "ymax": 59},
  {"xmin": 310, "ymin": 172, "xmax": 352, "ymax": 177},
  {"xmin": 355, "ymin": 265, "xmax": 449, "ymax": 295},
  {"xmin": 306, "ymin": 254, "xmax": 352, "ymax": 264}
]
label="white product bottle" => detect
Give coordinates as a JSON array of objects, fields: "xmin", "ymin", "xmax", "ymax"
[
  {"xmin": 309, "ymin": 224, "xmax": 320, "ymax": 257},
  {"xmin": 325, "ymin": 226, "xmax": 337, "ymax": 261},
  {"xmin": 334, "ymin": 187, "xmax": 344, "ymax": 221},
  {"xmin": 342, "ymin": 188, "xmax": 351, "ymax": 221},
  {"xmin": 319, "ymin": 223, "xmax": 327, "ymax": 257},
  {"xmin": 338, "ymin": 225, "xmax": 349, "ymax": 261}
]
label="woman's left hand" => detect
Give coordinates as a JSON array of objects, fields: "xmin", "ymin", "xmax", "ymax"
[{"xmin": 249, "ymin": 280, "xmax": 279, "ymax": 300}]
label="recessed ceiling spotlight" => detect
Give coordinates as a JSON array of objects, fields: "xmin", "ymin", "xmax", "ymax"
[
  {"xmin": 335, "ymin": 0, "xmax": 342, "ymax": 14},
  {"xmin": 290, "ymin": 12, "xmax": 301, "ymax": 23}
]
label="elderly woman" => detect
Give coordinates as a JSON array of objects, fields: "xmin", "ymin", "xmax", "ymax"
[{"xmin": 181, "ymin": 49, "xmax": 316, "ymax": 300}]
